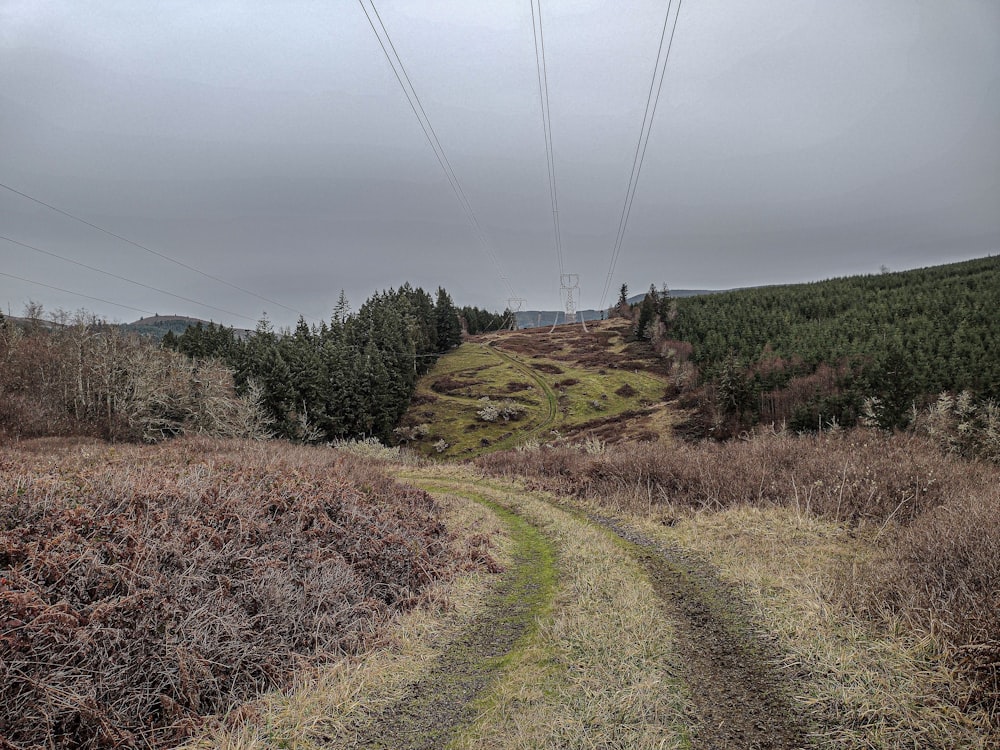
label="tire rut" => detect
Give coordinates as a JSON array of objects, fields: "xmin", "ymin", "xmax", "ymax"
[
  {"xmin": 350, "ymin": 486, "xmax": 556, "ymax": 750},
  {"xmin": 593, "ymin": 514, "xmax": 811, "ymax": 750},
  {"xmin": 487, "ymin": 344, "xmax": 559, "ymax": 433}
]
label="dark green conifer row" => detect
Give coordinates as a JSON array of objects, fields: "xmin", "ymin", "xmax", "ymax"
[
  {"xmin": 664, "ymin": 256, "xmax": 1000, "ymax": 430},
  {"xmin": 167, "ymin": 284, "xmax": 477, "ymax": 442}
]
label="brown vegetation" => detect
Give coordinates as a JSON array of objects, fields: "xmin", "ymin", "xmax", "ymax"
[
  {"xmin": 476, "ymin": 429, "xmax": 1000, "ymax": 717},
  {"xmin": 0, "ymin": 438, "xmax": 472, "ymax": 749},
  {"xmin": 615, "ymin": 383, "xmax": 638, "ymax": 398},
  {"xmin": 530, "ymin": 362, "xmax": 564, "ymax": 375},
  {"xmin": 430, "ymin": 376, "xmax": 481, "ymax": 394},
  {"xmin": 0, "ymin": 319, "xmax": 267, "ymax": 443}
]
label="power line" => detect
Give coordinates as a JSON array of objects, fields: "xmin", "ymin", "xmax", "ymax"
[
  {"xmin": 530, "ymin": 0, "xmax": 564, "ymax": 275},
  {"xmin": 1, "ymin": 234, "xmax": 258, "ymax": 323},
  {"xmin": 599, "ymin": 0, "xmax": 684, "ymax": 310},
  {"xmin": 357, "ymin": 0, "xmax": 518, "ymax": 300},
  {"xmin": 0, "ymin": 181, "xmax": 321, "ymax": 322},
  {"xmin": 0, "ymin": 270, "xmax": 156, "ymax": 317}
]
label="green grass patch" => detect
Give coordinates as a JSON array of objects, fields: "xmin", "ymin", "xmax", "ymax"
[{"xmin": 399, "ymin": 342, "xmax": 669, "ymax": 458}]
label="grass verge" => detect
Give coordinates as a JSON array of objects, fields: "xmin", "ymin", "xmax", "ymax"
[{"xmin": 563, "ymin": 498, "xmax": 994, "ymax": 748}]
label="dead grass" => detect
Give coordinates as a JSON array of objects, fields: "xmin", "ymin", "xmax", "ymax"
[
  {"xmin": 621, "ymin": 505, "xmax": 994, "ymax": 748},
  {"xmin": 846, "ymin": 489, "xmax": 1000, "ymax": 717},
  {"xmin": 477, "ymin": 429, "xmax": 1000, "ymax": 743},
  {"xmin": 478, "ymin": 429, "xmax": 991, "ymax": 525},
  {"xmin": 183, "ymin": 483, "xmax": 509, "ymax": 749},
  {"xmin": 0, "ymin": 437, "xmax": 464, "ymax": 749}
]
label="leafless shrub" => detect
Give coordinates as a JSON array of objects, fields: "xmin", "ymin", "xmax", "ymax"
[
  {"xmin": 475, "ymin": 397, "xmax": 524, "ymax": 423},
  {"xmin": 846, "ymin": 487, "xmax": 1000, "ymax": 712},
  {"xmin": 0, "ymin": 438, "xmax": 454, "ymax": 748},
  {"xmin": 914, "ymin": 391, "xmax": 1000, "ymax": 463},
  {"xmin": 477, "ymin": 429, "xmax": 995, "ymax": 524},
  {"xmin": 0, "ymin": 322, "xmax": 268, "ymax": 442}
]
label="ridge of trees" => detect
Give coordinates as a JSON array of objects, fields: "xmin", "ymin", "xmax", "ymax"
[
  {"xmin": 166, "ymin": 284, "xmax": 492, "ymax": 443},
  {"xmin": 650, "ymin": 255, "xmax": 1000, "ymax": 434}
]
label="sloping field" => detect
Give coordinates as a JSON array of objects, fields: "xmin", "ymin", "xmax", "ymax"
[{"xmin": 396, "ymin": 319, "xmax": 674, "ymax": 458}]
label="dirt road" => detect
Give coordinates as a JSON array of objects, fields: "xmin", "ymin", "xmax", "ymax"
[{"xmin": 343, "ymin": 470, "xmax": 809, "ymax": 749}]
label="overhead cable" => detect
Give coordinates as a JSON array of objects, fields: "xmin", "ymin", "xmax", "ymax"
[
  {"xmin": 0, "ymin": 181, "xmax": 322, "ymax": 322},
  {"xmin": 0, "ymin": 270, "xmax": 157, "ymax": 317},
  {"xmin": 1, "ymin": 233, "xmax": 258, "ymax": 323},
  {"xmin": 357, "ymin": 0, "xmax": 518, "ymax": 300},
  {"xmin": 599, "ymin": 0, "xmax": 684, "ymax": 310},
  {"xmin": 530, "ymin": 0, "xmax": 564, "ymax": 275}
]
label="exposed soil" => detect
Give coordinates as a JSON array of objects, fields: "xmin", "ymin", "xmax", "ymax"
[
  {"xmin": 350, "ymin": 490, "xmax": 556, "ymax": 749},
  {"xmin": 594, "ymin": 514, "xmax": 811, "ymax": 750}
]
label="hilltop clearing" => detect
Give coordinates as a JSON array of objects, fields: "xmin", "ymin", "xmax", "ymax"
[{"xmin": 396, "ymin": 318, "xmax": 678, "ymax": 458}]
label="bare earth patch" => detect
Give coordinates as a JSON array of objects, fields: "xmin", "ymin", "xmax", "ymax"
[{"xmin": 594, "ymin": 515, "xmax": 809, "ymax": 749}]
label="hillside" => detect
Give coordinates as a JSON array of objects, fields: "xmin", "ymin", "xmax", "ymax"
[
  {"xmin": 665, "ymin": 255, "xmax": 1000, "ymax": 431},
  {"xmin": 396, "ymin": 317, "xmax": 676, "ymax": 458}
]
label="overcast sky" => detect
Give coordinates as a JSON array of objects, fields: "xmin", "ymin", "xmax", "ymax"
[{"xmin": 2, "ymin": 0, "xmax": 998, "ymax": 328}]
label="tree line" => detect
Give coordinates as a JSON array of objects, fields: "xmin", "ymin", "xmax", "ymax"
[
  {"xmin": 165, "ymin": 285, "xmax": 499, "ymax": 442},
  {"xmin": 1, "ymin": 285, "xmax": 503, "ymax": 444},
  {"xmin": 642, "ymin": 255, "xmax": 1000, "ymax": 433}
]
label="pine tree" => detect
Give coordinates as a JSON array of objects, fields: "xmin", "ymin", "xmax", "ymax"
[
  {"xmin": 615, "ymin": 283, "xmax": 630, "ymax": 318},
  {"xmin": 435, "ymin": 287, "xmax": 462, "ymax": 350}
]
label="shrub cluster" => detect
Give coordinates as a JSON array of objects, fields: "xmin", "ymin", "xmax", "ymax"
[
  {"xmin": 0, "ymin": 317, "xmax": 268, "ymax": 442},
  {"xmin": 0, "ymin": 438, "xmax": 453, "ymax": 748},
  {"xmin": 850, "ymin": 489, "xmax": 1000, "ymax": 712},
  {"xmin": 477, "ymin": 429, "xmax": 987, "ymax": 524},
  {"xmin": 475, "ymin": 397, "xmax": 525, "ymax": 423}
]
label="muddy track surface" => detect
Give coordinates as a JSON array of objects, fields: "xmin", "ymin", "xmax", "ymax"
[
  {"xmin": 594, "ymin": 513, "xmax": 811, "ymax": 750},
  {"xmin": 352, "ymin": 487, "xmax": 555, "ymax": 750}
]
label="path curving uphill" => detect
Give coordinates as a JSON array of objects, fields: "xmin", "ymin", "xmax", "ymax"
[
  {"xmin": 274, "ymin": 467, "xmax": 809, "ymax": 749},
  {"xmin": 487, "ymin": 344, "xmax": 559, "ymax": 436},
  {"xmin": 370, "ymin": 471, "xmax": 809, "ymax": 749}
]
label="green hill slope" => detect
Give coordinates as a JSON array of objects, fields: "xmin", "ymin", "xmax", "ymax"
[{"xmin": 668, "ymin": 255, "xmax": 1000, "ymax": 429}]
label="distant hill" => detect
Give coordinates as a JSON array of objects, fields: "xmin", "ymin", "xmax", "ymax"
[
  {"xmin": 124, "ymin": 315, "xmax": 207, "ymax": 340},
  {"xmin": 123, "ymin": 315, "xmax": 253, "ymax": 342}
]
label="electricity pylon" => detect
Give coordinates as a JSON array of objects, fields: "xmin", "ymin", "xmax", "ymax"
[{"xmin": 560, "ymin": 274, "xmax": 580, "ymax": 324}]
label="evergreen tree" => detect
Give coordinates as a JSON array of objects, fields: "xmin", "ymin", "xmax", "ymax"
[
  {"xmin": 615, "ymin": 283, "xmax": 630, "ymax": 318},
  {"xmin": 435, "ymin": 287, "xmax": 463, "ymax": 350}
]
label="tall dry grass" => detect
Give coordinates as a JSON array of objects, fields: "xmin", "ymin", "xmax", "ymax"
[
  {"xmin": 0, "ymin": 438, "xmax": 460, "ymax": 749},
  {"xmin": 478, "ymin": 429, "xmax": 1000, "ymax": 723},
  {"xmin": 479, "ymin": 429, "xmax": 991, "ymax": 524}
]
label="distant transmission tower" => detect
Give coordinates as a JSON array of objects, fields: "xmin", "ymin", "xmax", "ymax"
[
  {"xmin": 506, "ymin": 297, "xmax": 526, "ymax": 330},
  {"xmin": 560, "ymin": 273, "xmax": 580, "ymax": 324}
]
